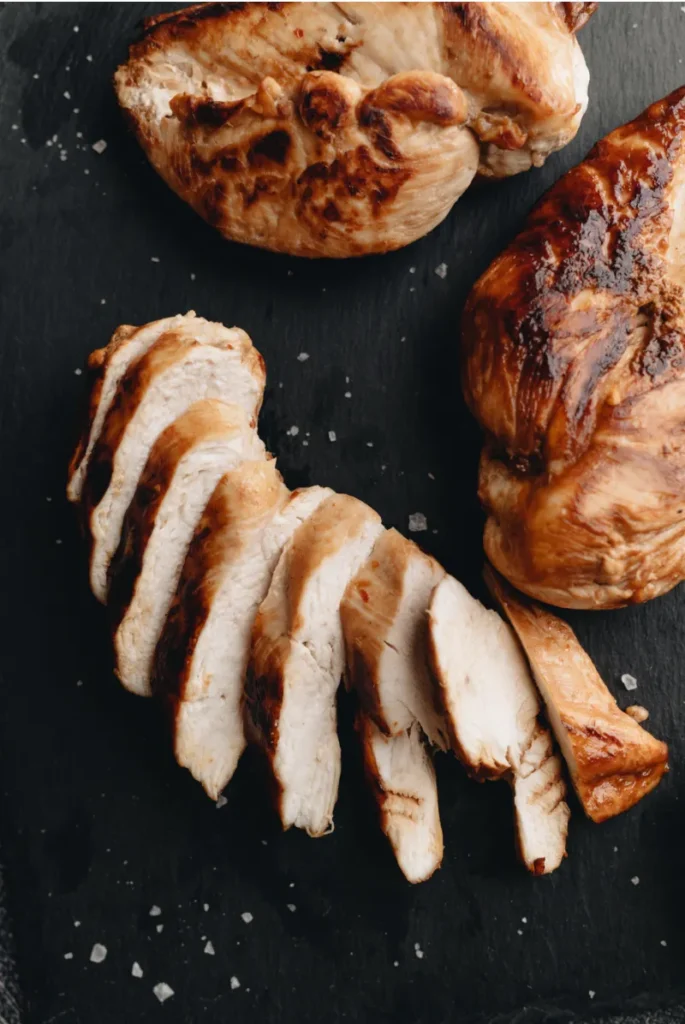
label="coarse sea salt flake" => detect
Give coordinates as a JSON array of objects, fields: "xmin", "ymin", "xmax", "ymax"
[
  {"xmin": 132, "ymin": 962, "xmax": 143, "ymax": 978},
  {"xmin": 631, "ymin": 876, "xmax": 640, "ymax": 885},
  {"xmin": 90, "ymin": 943, "xmax": 107, "ymax": 963},
  {"xmin": 328, "ymin": 430, "xmax": 337, "ymax": 442},
  {"xmin": 434, "ymin": 263, "xmax": 448, "ymax": 279},
  {"xmin": 216, "ymin": 794, "xmax": 228, "ymax": 809},
  {"xmin": 230, "ymin": 976, "xmax": 241, "ymax": 990},
  {"xmin": 408, "ymin": 513, "xmax": 427, "ymax": 533},
  {"xmin": 621, "ymin": 673, "xmax": 638, "ymax": 691},
  {"xmin": 149, "ymin": 905, "xmax": 162, "ymax": 917},
  {"xmin": 241, "ymin": 912, "xmax": 253, "ymax": 924},
  {"xmin": 92, "ymin": 139, "xmax": 107, "ymax": 154},
  {"xmin": 297, "ymin": 352, "xmax": 309, "ymax": 362},
  {"xmin": 153, "ymin": 982, "xmax": 174, "ymax": 1003},
  {"xmin": 204, "ymin": 940, "xmax": 215, "ymax": 955}
]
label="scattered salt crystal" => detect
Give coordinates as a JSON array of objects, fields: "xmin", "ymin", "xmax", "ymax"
[
  {"xmin": 393, "ymin": 961, "xmax": 399, "ymax": 967},
  {"xmin": 153, "ymin": 982, "xmax": 174, "ymax": 1003},
  {"xmin": 409, "ymin": 286, "xmax": 416, "ymax": 293},
  {"xmin": 156, "ymin": 924, "xmax": 164, "ymax": 933},
  {"xmin": 63, "ymin": 90, "xmax": 71, "ymax": 100},
  {"xmin": 434, "ymin": 263, "xmax": 448, "ymax": 279},
  {"xmin": 132, "ymin": 962, "xmax": 143, "ymax": 978},
  {"xmin": 84, "ymin": 169, "xmax": 90, "ymax": 175},
  {"xmin": 409, "ymin": 267, "xmax": 416, "ymax": 274},
  {"xmin": 190, "ymin": 273, "xmax": 196, "ymax": 281},
  {"xmin": 86, "ymin": 54, "xmax": 93, "ymax": 62},
  {"xmin": 289, "ymin": 882, "xmax": 295, "ymax": 888},
  {"xmin": 76, "ymin": 680, "xmax": 83, "ymax": 687},
  {"xmin": 287, "ymin": 425, "xmax": 300, "ymax": 437},
  {"xmin": 631, "ymin": 876, "xmax": 640, "ymax": 886},
  {"xmin": 661, "ymin": 940, "xmax": 668, "ymax": 947},
  {"xmin": 428, "ymin": 472, "xmax": 435, "ymax": 480},
  {"xmin": 64, "ymin": 952, "xmax": 73, "ymax": 960},
  {"xmin": 344, "ymin": 391, "xmax": 352, "ymax": 398},
  {"xmin": 287, "ymin": 904, "xmax": 296, "ymax": 912},
  {"xmin": 621, "ymin": 673, "xmax": 638, "ymax": 691},
  {"xmin": 367, "ymin": 441, "xmax": 374, "ymax": 448},
  {"xmin": 90, "ymin": 943, "xmax": 107, "ymax": 963},
  {"xmin": 73, "ymin": 24, "xmax": 80, "ymax": 32},
  {"xmin": 328, "ymin": 430, "xmax": 337, "ymax": 442},
  {"xmin": 11, "ymin": 124, "xmax": 17, "ymax": 131},
  {"xmin": 241, "ymin": 912, "xmax": 253, "ymax": 923},
  {"xmin": 414, "ymin": 942, "xmax": 424, "ymax": 960},
  {"xmin": 204, "ymin": 940, "xmax": 215, "ymax": 955},
  {"xmin": 100, "ymin": 298, "xmax": 106, "ymax": 305},
  {"xmin": 517, "ymin": 929, "xmax": 523, "ymax": 936},
  {"xmin": 203, "ymin": 903, "xmax": 209, "ymax": 912},
  {"xmin": 56, "ymin": 538, "xmax": 63, "ymax": 545},
  {"xmin": 230, "ymin": 976, "xmax": 241, "ymax": 990},
  {"xmin": 216, "ymin": 794, "xmax": 228, "ymax": 809},
  {"xmin": 521, "ymin": 917, "xmax": 527, "ymax": 924},
  {"xmin": 74, "ymin": 367, "xmax": 82, "ymax": 375},
  {"xmin": 92, "ymin": 139, "xmax": 107, "ymax": 154},
  {"xmin": 408, "ymin": 513, "xmax": 427, "ymax": 533},
  {"xmin": 589, "ymin": 990, "xmax": 596, "ymax": 1000},
  {"xmin": 33, "ymin": 72, "xmax": 39, "ymax": 79},
  {"xmin": 74, "ymin": 920, "xmax": 81, "ymax": 927},
  {"xmin": 149, "ymin": 905, "xmax": 162, "ymax": 917},
  {"xmin": 76, "ymin": 131, "xmax": 83, "ymax": 139},
  {"xmin": 297, "ymin": 352, "xmax": 309, "ymax": 362},
  {"xmin": 150, "ymin": 256, "xmax": 160, "ymax": 263},
  {"xmin": 73, "ymin": 108, "xmax": 80, "ymax": 114}
]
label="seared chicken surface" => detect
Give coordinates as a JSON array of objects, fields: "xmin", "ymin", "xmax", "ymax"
[
  {"xmin": 462, "ymin": 87, "xmax": 685, "ymax": 609},
  {"xmin": 428, "ymin": 575, "xmax": 569, "ymax": 875},
  {"xmin": 486, "ymin": 567, "xmax": 669, "ymax": 822},
  {"xmin": 115, "ymin": 2, "xmax": 594, "ymax": 257}
]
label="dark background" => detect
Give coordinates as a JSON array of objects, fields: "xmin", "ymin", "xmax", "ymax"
[{"xmin": 1, "ymin": 3, "xmax": 685, "ymax": 1023}]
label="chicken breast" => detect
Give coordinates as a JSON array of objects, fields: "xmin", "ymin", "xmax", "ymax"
[
  {"xmin": 68, "ymin": 313, "xmax": 201, "ymax": 504},
  {"xmin": 247, "ymin": 494, "xmax": 383, "ymax": 835},
  {"xmin": 462, "ymin": 86, "xmax": 685, "ymax": 609},
  {"xmin": 358, "ymin": 715, "xmax": 443, "ymax": 884},
  {"xmin": 114, "ymin": 2, "xmax": 594, "ymax": 257},
  {"xmin": 82, "ymin": 321, "xmax": 265, "ymax": 602},
  {"xmin": 154, "ymin": 470, "xmax": 332, "ymax": 800},
  {"xmin": 108, "ymin": 399, "xmax": 265, "ymax": 698},
  {"xmin": 485, "ymin": 566, "xmax": 669, "ymax": 823},
  {"xmin": 428, "ymin": 575, "xmax": 569, "ymax": 875}
]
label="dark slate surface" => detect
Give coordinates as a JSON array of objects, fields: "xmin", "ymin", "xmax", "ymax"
[{"xmin": 1, "ymin": 3, "xmax": 685, "ymax": 1023}]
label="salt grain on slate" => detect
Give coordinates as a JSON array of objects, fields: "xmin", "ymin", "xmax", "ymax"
[
  {"xmin": 132, "ymin": 962, "xmax": 143, "ymax": 978},
  {"xmin": 297, "ymin": 352, "xmax": 309, "ymax": 362},
  {"xmin": 204, "ymin": 940, "xmax": 215, "ymax": 955},
  {"xmin": 90, "ymin": 944, "xmax": 107, "ymax": 964},
  {"xmin": 74, "ymin": 367, "xmax": 82, "ymax": 375},
  {"xmin": 153, "ymin": 982, "xmax": 174, "ymax": 1003},
  {"xmin": 156, "ymin": 924, "xmax": 164, "ymax": 933},
  {"xmin": 216, "ymin": 794, "xmax": 228, "ymax": 809},
  {"xmin": 241, "ymin": 912, "xmax": 253, "ymax": 924},
  {"xmin": 589, "ymin": 990, "xmax": 596, "ymax": 1000},
  {"xmin": 408, "ymin": 513, "xmax": 427, "ymax": 533},
  {"xmin": 631, "ymin": 876, "xmax": 640, "ymax": 885},
  {"xmin": 287, "ymin": 904, "xmax": 296, "ymax": 912},
  {"xmin": 328, "ymin": 430, "xmax": 337, "ymax": 442},
  {"xmin": 661, "ymin": 940, "xmax": 668, "ymax": 947},
  {"xmin": 203, "ymin": 903, "xmax": 209, "ymax": 912},
  {"xmin": 287, "ymin": 425, "xmax": 299, "ymax": 437},
  {"xmin": 63, "ymin": 90, "xmax": 71, "ymax": 100},
  {"xmin": 434, "ymin": 263, "xmax": 448, "ymax": 279},
  {"xmin": 344, "ymin": 391, "xmax": 352, "ymax": 398},
  {"xmin": 621, "ymin": 673, "xmax": 638, "ymax": 691},
  {"xmin": 230, "ymin": 976, "xmax": 241, "ymax": 990},
  {"xmin": 149, "ymin": 905, "xmax": 162, "ymax": 917},
  {"xmin": 92, "ymin": 139, "xmax": 107, "ymax": 154},
  {"xmin": 64, "ymin": 952, "xmax": 73, "ymax": 960},
  {"xmin": 414, "ymin": 943, "xmax": 424, "ymax": 960},
  {"xmin": 150, "ymin": 256, "xmax": 160, "ymax": 263}
]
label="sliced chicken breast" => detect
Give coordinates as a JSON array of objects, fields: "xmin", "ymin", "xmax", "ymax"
[
  {"xmin": 68, "ymin": 313, "xmax": 198, "ymax": 503},
  {"xmin": 428, "ymin": 575, "xmax": 569, "ymax": 875},
  {"xmin": 82, "ymin": 324, "xmax": 265, "ymax": 602},
  {"xmin": 485, "ymin": 566, "xmax": 669, "ymax": 823},
  {"xmin": 247, "ymin": 494, "xmax": 383, "ymax": 836},
  {"xmin": 108, "ymin": 399, "xmax": 265, "ymax": 698},
  {"xmin": 358, "ymin": 715, "xmax": 443, "ymax": 884},
  {"xmin": 154, "ymin": 470, "xmax": 332, "ymax": 800},
  {"xmin": 342, "ymin": 528, "xmax": 447, "ymax": 747}
]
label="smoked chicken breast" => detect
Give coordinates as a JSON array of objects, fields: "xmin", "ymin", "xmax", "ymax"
[
  {"xmin": 114, "ymin": 2, "xmax": 594, "ymax": 258},
  {"xmin": 462, "ymin": 87, "xmax": 685, "ymax": 609},
  {"xmin": 428, "ymin": 575, "xmax": 569, "ymax": 875},
  {"xmin": 486, "ymin": 566, "xmax": 669, "ymax": 822}
]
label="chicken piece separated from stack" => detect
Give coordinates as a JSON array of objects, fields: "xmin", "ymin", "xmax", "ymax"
[{"xmin": 68, "ymin": 312, "xmax": 668, "ymax": 885}]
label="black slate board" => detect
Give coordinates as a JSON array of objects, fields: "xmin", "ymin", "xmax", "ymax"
[{"xmin": 2, "ymin": 4, "xmax": 685, "ymax": 1023}]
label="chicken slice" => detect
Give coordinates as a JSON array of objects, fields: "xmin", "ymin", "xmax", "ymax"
[
  {"xmin": 68, "ymin": 313, "xmax": 201, "ymax": 503},
  {"xmin": 108, "ymin": 399, "xmax": 265, "ymax": 698},
  {"xmin": 485, "ymin": 566, "xmax": 669, "ymax": 823},
  {"xmin": 154, "ymin": 472, "xmax": 332, "ymax": 800},
  {"xmin": 428, "ymin": 575, "xmax": 569, "ymax": 875},
  {"xmin": 247, "ymin": 494, "xmax": 383, "ymax": 835},
  {"xmin": 358, "ymin": 715, "xmax": 443, "ymax": 884},
  {"xmin": 82, "ymin": 322, "xmax": 265, "ymax": 602},
  {"xmin": 341, "ymin": 528, "xmax": 447, "ymax": 747}
]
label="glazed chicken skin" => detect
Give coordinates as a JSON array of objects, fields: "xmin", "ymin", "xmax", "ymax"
[
  {"xmin": 462, "ymin": 87, "xmax": 685, "ymax": 609},
  {"xmin": 114, "ymin": 1, "xmax": 594, "ymax": 258}
]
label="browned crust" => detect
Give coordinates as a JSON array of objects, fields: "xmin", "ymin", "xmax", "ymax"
[
  {"xmin": 107, "ymin": 399, "xmax": 246, "ymax": 637},
  {"xmin": 152, "ymin": 458, "xmax": 284, "ymax": 703},
  {"xmin": 66, "ymin": 324, "xmax": 137, "ymax": 498},
  {"xmin": 462, "ymin": 86, "xmax": 685, "ymax": 608},
  {"xmin": 558, "ymin": 2, "xmax": 598, "ymax": 32},
  {"xmin": 485, "ymin": 565, "xmax": 669, "ymax": 822}
]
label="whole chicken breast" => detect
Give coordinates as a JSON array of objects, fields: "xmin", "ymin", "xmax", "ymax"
[
  {"xmin": 114, "ymin": 2, "xmax": 594, "ymax": 257},
  {"xmin": 486, "ymin": 566, "xmax": 669, "ymax": 823},
  {"xmin": 247, "ymin": 493, "xmax": 383, "ymax": 835},
  {"xmin": 80, "ymin": 319, "xmax": 265, "ymax": 602},
  {"xmin": 428, "ymin": 575, "xmax": 569, "ymax": 875},
  {"xmin": 108, "ymin": 398, "xmax": 265, "ymax": 697},
  {"xmin": 462, "ymin": 86, "xmax": 685, "ymax": 609},
  {"xmin": 154, "ymin": 478, "xmax": 331, "ymax": 800}
]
